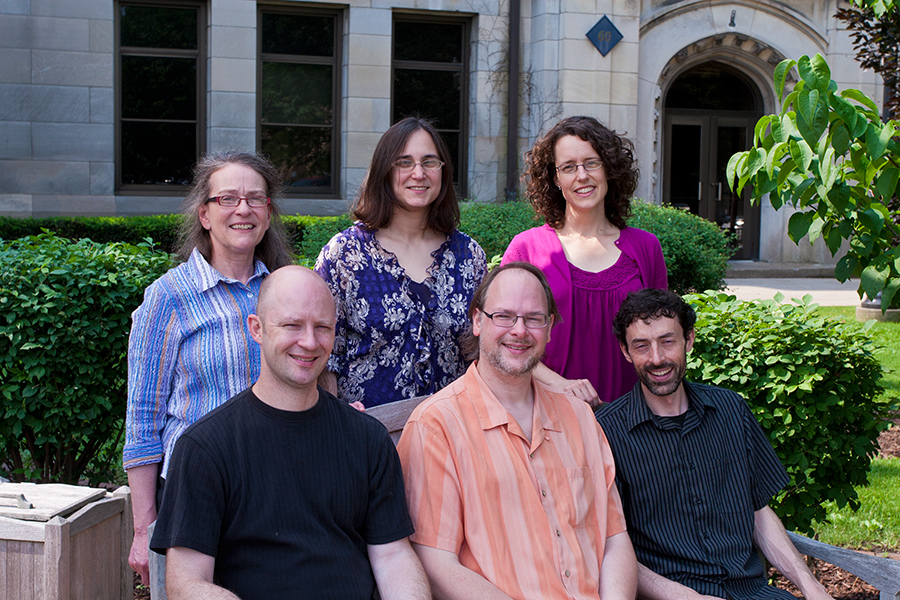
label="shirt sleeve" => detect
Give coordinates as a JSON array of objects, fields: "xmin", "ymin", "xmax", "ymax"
[
  {"xmin": 597, "ymin": 422, "xmax": 628, "ymax": 537},
  {"xmin": 364, "ymin": 432, "xmax": 416, "ymax": 545},
  {"xmin": 648, "ymin": 233, "xmax": 669, "ymax": 290},
  {"xmin": 314, "ymin": 234, "xmax": 349, "ymax": 376},
  {"xmin": 150, "ymin": 434, "xmax": 226, "ymax": 557},
  {"xmin": 742, "ymin": 399, "xmax": 790, "ymax": 510},
  {"xmin": 123, "ymin": 282, "xmax": 180, "ymax": 469},
  {"xmin": 396, "ymin": 417, "xmax": 465, "ymax": 554},
  {"xmin": 501, "ymin": 231, "xmax": 528, "ymax": 265}
]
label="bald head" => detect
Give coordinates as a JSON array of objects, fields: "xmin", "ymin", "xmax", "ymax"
[{"xmin": 256, "ymin": 265, "xmax": 335, "ymax": 324}]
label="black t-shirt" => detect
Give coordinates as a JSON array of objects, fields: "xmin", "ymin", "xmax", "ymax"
[{"xmin": 151, "ymin": 387, "xmax": 414, "ymax": 600}]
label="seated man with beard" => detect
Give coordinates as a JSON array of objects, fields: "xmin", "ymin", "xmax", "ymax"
[{"xmin": 596, "ymin": 288, "xmax": 833, "ymax": 600}]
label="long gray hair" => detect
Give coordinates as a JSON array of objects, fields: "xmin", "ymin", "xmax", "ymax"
[{"xmin": 176, "ymin": 150, "xmax": 294, "ymax": 270}]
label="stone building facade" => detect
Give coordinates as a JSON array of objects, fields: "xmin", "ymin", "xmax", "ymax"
[{"xmin": 0, "ymin": 0, "xmax": 884, "ymax": 262}]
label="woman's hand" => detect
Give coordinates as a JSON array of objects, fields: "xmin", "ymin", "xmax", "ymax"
[{"xmin": 532, "ymin": 362, "xmax": 601, "ymax": 408}]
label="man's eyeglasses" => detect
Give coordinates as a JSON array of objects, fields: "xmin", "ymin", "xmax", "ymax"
[
  {"xmin": 393, "ymin": 159, "xmax": 444, "ymax": 172},
  {"xmin": 555, "ymin": 159, "xmax": 603, "ymax": 175},
  {"xmin": 481, "ymin": 310, "xmax": 550, "ymax": 329},
  {"xmin": 207, "ymin": 196, "xmax": 271, "ymax": 208}
]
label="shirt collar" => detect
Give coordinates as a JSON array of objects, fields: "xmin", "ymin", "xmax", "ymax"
[
  {"xmin": 189, "ymin": 247, "xmax": 269, "ymax": 293},
  {"xmin": 463, "ymin": 363, "xmax": 562, "ymax": 439},
  {"xmin": 622, "ymin": 379, "xmax": 713, "ymax": 432}
]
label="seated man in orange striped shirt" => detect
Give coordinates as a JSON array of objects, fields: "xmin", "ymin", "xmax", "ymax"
[{"xmin": 397, "ymin": 262, "xmax": 638, "ymax": 600}]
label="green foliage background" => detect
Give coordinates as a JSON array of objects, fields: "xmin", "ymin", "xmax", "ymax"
[
  {"xmin": 686, "ymin": 292, "xmax": 892, "ymax": 533},
  {"xmin": 0, "ymin": 234, "xmax": 171, "ymax": 483}
]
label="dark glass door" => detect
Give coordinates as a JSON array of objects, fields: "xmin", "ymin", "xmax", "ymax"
[{"xmin": 664, "ymin": 113, "xmax": 759, "ymax": 259}]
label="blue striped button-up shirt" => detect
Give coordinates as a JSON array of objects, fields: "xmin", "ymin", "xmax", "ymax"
[{"xmin": 123, "ymin": 248, "xmax": 268, "ymax": 476}]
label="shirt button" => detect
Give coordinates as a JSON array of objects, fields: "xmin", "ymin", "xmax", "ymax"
[
  {"xmin": 564, "ymin": 570, "xmax": 571, "ymax": 577},
  {"xmin": 541, "ymin": 490, "xmax": 547, "ymax": 497},
  {"xmin": 556, "ymin": 529, "xmax": 561, "ymax": 536},
  {"xmin": 694, "ymin": 497, "xmax": 702, "ymax": 504},
  {"xmin": 529, "ymin": 452, "xmax": 534, "ymax": 459}
]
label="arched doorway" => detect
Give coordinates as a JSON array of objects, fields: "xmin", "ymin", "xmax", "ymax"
[{"xmin": 663, "ymin": 62, "xmax": 763, "ymax": 259}]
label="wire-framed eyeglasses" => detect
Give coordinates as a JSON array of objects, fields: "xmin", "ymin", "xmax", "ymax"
[
  {"xmin": 206, "ymin": 196, "xmax": 271, "ymax": 208},
  {"xmin": 555, "ymin": 159, "xmax": 604, "ymax": 175},
  {"xmin": 393, "ymin": 158, "xmax": 445, "ymax": 172},
  {"xmin": 481, "ymin": 310, "xmax": 550, "ymax": 329}
]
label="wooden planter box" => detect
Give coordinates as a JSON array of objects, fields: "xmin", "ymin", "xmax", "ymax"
[{"xmin": 0, "ymin": 484, "xmax": 132, "ymax": 600}]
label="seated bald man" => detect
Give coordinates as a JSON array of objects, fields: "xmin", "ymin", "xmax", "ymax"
[
  {"xmin": 150, "ymin": 266, "xmax": 430, "ymax": 600},
  {"xmin": 398, "ymin": 262, "xmax": 637, "ymax": 600}
]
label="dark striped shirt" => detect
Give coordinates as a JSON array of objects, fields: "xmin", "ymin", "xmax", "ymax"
[{"xmin": 596, "ymin": 381, "xmax": 792, "ymax": 600}]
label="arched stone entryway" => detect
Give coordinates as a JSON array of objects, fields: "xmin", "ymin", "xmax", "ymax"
[{"xmin": 656, "ymin": 34, "xmax": 795, "ymax": 260}]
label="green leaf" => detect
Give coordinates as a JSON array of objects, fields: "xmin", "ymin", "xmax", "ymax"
[
  {"xmin": 789, "ymin": 138, "xmax": 813, "ymax": 171},
  {"xmin": 864, "ymin": 122, "xmax": 889, "ymax": 160},
  {"xmin": 808, "ymin": 217, "xmax": 825, "ymax": 243},
  {"xmin": 835, "ymin": 254, "xmax": 858, "ymax": 281},
  {"xmin": 875, "ymin": 167, "xmax": 900, "ymax": 201},
  {"xmin": 754, "ymin": 116, "xmax": 772, "ymax": 147},
  {"xmin": 774, "ymin": 59, "xmax": 797, "ymax": 102},
  {"xmin": 726, "ymin": 152, "xmax": 745, "ymax": 193},
  {"xmin": 766, "ymin": 142, "xmax": 788, "ymax": 179},
  {"xmin": 859, "ymin": 208, "xmax": 885, "ymax": 235},
  {"xmin": 883, "ymin": 278, "xmax": 900, "ymax": 311},
  {"xmin": 788, "ymin": 211, "xmax": 815, "ymax": 243},
  {"xmin": 825, "ymin": 184, "xmax": 851, "ymax": 215},
  {"xmin": 797, "ymin": 89, "xmax": 820, "ymax": 126},
  {"xmin": 748, "ymin": 147, "xmax": 767, "ymax": 176},
  {"xmin": 809, "ymin": 54, "xmax": 832, "ymax": 92},
  {"xmin": 829, "ymin": 93, "xmax": 859, "ymax": 133},
  {"xmin": 841, "ymin": 88, "xmax": 879, "ymax": 115},
  {"xmin": 860, "ymin": 263, "xmax": 889, "ymax": 299},
  {"xmin": 830, "ymin": 121, "xmax": 851, "ymax": 155}
]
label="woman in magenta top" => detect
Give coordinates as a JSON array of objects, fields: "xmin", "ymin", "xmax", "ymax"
[{"xmin": 502, "ymin": 116, "xmax": 668, "ymax": 406}]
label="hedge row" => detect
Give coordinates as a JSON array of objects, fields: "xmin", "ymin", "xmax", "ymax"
[{"xmin": 0, "ymin": 201, "xmax": 732, "ymax": 295}]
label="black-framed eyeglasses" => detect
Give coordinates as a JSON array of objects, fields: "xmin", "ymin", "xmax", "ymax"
[
  {"xmin": 481, "ymin": 310, "xmax": 550, "ymax": 329},
  {"xmin": 393, "ymin": 158, "xmax": 444, "ymax": 172},
  {"xmin": 555, "ymin": 159, "xmax": 604, "ymax": 175},
  {"xmin": 206, "ymin": 196, "xmax": 271, "ymax": 208}
]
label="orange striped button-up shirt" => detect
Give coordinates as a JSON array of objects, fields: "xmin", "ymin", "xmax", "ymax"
[{"xmin": 397, "ymin": 363, "xmax": 626, "ymax": 600}]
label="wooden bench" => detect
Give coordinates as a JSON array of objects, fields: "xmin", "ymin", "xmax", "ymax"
[
  {"xmin": 786, "ymin": 531, "xmax": 900, "ymax": 600},
  {"xmin": 368, "ymin": 396, "xmax": 900, "ymax": 600}
]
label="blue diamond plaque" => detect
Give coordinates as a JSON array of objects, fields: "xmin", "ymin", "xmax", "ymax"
[{"xmin": 586, "ymin": 16, "xmax": 623, "ymax": 57}]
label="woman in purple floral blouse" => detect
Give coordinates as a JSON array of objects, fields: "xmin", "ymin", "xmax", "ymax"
[{"xmin": 315, "ymin": 118, "xmax": 487, "ymax": 407}]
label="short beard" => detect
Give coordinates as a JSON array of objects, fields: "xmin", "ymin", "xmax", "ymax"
[
  {"xmin": 637, "ymin": 362, "xmax": 685, "ymax": 397},
  {"xmin": 481, "ymin": 345, "xmax": 541, "ymax": 377}
]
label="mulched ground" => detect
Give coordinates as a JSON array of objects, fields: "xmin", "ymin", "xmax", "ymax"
[{"xmin": 132, "ymin": 418, "xmax": 900, "ymax": 599}]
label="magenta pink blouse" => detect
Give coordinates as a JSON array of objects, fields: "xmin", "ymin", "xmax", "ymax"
[{"xmin": 502, "ymin": 224, "xmax": 668, "ymax": 403}]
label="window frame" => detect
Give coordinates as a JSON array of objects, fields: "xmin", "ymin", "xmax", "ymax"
[
  {"xmin": 391, "ymin": 13, "xmax": 471, "ymax": 196},
  {"xmin": 114, "ymin": 0, "xmax": 206, "ymax": 194},
  {"xmin": 257, "ymin": 5, "xmax": 343, "ymax": 199}
]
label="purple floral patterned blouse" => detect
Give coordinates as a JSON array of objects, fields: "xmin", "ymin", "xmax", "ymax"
[{"xmin": 315, "ymin": 224, "xmax": 487, "ymax": 407}]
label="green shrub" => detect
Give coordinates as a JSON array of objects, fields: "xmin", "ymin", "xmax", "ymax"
[
  {"xmin": 0, "ymin": 215, "xmax": 183, "ymax": 253},
  {"xmin": 630, "ymin": 201, "xmax": 732, "ymax": 294},
  {"xmin": 685, "ymin": 291, "xmax": 892, "ymax": 534},
  {"xmin": 0, "ymin": 201, "xmax": 731, "ymax": 295},
  {"xmin": 459, "ymin": 201, "xmax": 541, "ymax": 259},
  {"xmin": 0, "ymin": 233, "xmax": 171, "ymax": 484}
]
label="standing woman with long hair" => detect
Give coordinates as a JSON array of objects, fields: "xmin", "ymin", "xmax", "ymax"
[
  {"xmin": 316, "ymin": 117, "xmax": 486, "ymax": 408},
  {"xmin": 123, "ymin": 151, "xmax": 294, "ymax": 586},
  {"xmin": 503, "ymin": 116, "xmax": 668, "ymax": 406}
]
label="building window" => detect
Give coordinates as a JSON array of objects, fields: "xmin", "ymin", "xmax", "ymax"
[
  {"xmin": 259, "ymin": 8, "xmax": 341, "ymax": 197},
  {"xmin": 116, "ymin": 2, "xmax": 205, "ymax": 190},
  {"xmin": 392, "ymin": 16, "xmax": 469, "ymax": 193}
]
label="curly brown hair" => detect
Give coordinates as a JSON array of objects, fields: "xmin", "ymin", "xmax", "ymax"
[
  {"xmin": 523, "ymin": 116, "xmax": 639, "ymax": 230},
  {"xmin": 353, "ymin": 117, "xmax": 459, "ymax": 234}
]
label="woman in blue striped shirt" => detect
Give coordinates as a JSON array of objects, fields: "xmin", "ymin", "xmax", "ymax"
[{"xmin": 123, "ymin": 151, "xmax": 294, "ymax": 586}]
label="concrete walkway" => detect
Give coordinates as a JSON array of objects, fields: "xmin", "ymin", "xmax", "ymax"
[
  {"xmin": 723, "ymin": 261, "xmax": 862, "ymax": 306},
  {"xmin": 723, "ymin": 278, "xmax": 861, "ymax": 306}
]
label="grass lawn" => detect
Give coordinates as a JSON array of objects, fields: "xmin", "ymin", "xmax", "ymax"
[
  {"xmin": 812, "ymin": 457, "xmax": 900, "ymax": 551},
  {"xmin": 811, "ymin": 306, "xmax": 900, "ymax": 552},
  {"xmin": 815, "ymin": 306, "xmax": 900, "ymax": 404}
]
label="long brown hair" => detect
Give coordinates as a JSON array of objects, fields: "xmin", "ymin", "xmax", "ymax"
[
  {"xmin": 176, "ymin": 150, "xmax": 294, "ymax": 270},
  {"xmin": 524, "ymin": 116, "xmax": 639, "ymax": 230},
  {"xmin": 353, "ymin": 117, "xmax": 459, "ymax": 233}
]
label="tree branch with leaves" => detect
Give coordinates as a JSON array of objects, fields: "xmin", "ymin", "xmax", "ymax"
[{"xmin": 728, "ymin": 54, "xmax": 900, "ymax": 309}]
